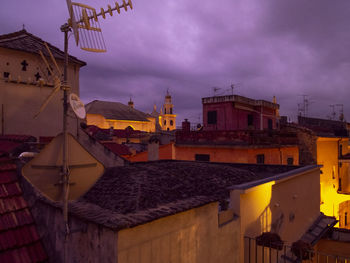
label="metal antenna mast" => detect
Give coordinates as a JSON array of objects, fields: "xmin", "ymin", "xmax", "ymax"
[
  {"xmin": 329, "ymin": 104, "xmax": 336, "ymax": 120},
  {"xmin": 336, "ymin": 104, "xmax": 344, "ymax": 121},
  {"xmin": 62, "ymin": 1, "xmax": 133, "ymax": 261}
]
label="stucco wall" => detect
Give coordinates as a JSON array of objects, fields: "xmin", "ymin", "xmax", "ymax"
[
  {"xmin": 317, "ymin": 137, "xmax": 350, "ymax": 220},
  {"xmin": 117, "ymin": 202, "xmax": 240, "ymax": 263},
  {"xmin": 0, "ymin": 48, "xmax": 82, "ymax": 137},
  {"xmin": 174, "ymin": 145, "xmax": 299, "ymax": 165},
  {"xmin": 203, "ymin": 102, "xmax": 277, "ymax": 131},
  {"xmin": 231, "ymin": 167, "xmax": 320, "ymax": 262},
  {"xmin": 86, "ymin": 113, "xmax": 156, "ymax": 132},
  {"xmin": 29, "ymin": 201, "xmax": 118, "ymax": 263}
]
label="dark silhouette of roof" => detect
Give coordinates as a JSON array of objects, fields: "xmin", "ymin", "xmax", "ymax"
[
  {"xmin": 298, "ymin": 116, "xmax": 348, "ymax": 137},
  {"xmin": 0, "ymin": 136, "xmax": 47, "ymax": 262},
  {"xmin": 0, "ymin": 30, "xmax": 86, "ymax": 66},
  {"xmin": 86, "ymin": 100, "xmax": 151, "ymax": 122}
]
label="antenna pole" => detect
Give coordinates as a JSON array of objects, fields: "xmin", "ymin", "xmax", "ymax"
[{"xmin": 60, "ymin": 23, "xmax": 71, "ymax": 262}]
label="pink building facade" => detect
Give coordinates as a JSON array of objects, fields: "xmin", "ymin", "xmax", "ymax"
[{"xmin": 202, "ymin": 95, "xmax": 279, "ymax": 131}]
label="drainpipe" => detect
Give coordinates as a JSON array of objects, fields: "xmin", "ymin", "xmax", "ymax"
[
  {"xmin": 279, "ymin": 147, "xmax": 283, "ymax": 164},
  {"xmin": 1, "ymin": 104, "xmax": 4, "ymax": 135},
  {"xmin": 337, "ymin": 138, "xmax": 342, "ymax": 192}
]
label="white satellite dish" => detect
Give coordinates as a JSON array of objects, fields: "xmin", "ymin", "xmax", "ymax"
[{"xmin": 69, "ymin": 93, "xmax": 86, "ymax": 119}]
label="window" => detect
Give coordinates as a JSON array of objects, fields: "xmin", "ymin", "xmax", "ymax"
[
  {"xmin": 247, "ymin": 114, "xmax": 253, "ymax": 126},
  {"xmin": 164, "ymin": 120, "xmax": 166, "ymax": 125},
  {"xmin": 339, "ymin": 144, "xmax": 343, "ymax": 158},
  {"xmin": 170, "ymin": 120, "xmax": 173, "ymax": 126},
  {"xmin": 268, "ymin": 119, "xmax": 273, "ymax": 130},
  {"xmin": 339, "ymin": 178, "xmax": 342, "ymax": 192},
  {"xmin": 207, "ymin": 111, "xmax": 217, "ymax": 124},
  {"xmin": 256, "ymin": 154, "xmax": 265, "ymax": 164},
  {"xmin": 170, "ymin": 108, "xmax": 173, "ymax": 114},
  {"xmin": 164, "ymin": 108, "xmax": 167, "ymax": 114},
  {"xmin": 195, "ymin": 154, "xmax": 210, "ymax": 162},
  {"xmin": 345, "ymin": 212, "xmax": 348, "ymax": 226},
  {"xmin": 287, "ymin": 157, "xmax": 294, "ymax": 165}
]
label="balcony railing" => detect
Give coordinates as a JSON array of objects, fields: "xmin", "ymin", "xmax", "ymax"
[{"xmin": 245, "ymin": 236, "xmax": 350, "ymax": 263}]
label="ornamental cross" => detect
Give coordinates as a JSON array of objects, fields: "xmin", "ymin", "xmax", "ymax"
[
  {"xmin": 35, "ymin": 72, "xmax": 41, "ymax": 81},
  {"xmin": 21, "ymin": 60, "xmax": 28, "ymax": 71}
]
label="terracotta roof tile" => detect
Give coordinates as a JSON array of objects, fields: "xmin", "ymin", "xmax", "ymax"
[
  {"xmin": 0, "ymin": 139, "xmax": 47, "ymax": 262},
  {"xmin": 0, "ymin": 164, "xmax": 17, "ymax": 173},
  {"xmin": 4, "ymin": 183, "xmax": 22, "ymax": 197},
  {"xmin": 0, "ymin": 135, "xmax": 36, "ymax": 143},
  {"xmin": 15, "ymin": 209, "xmax": 34, "ymax": 226},
  {"xmin": 102, "ymin": 142, "xmax": 132, "ymax": 156}
]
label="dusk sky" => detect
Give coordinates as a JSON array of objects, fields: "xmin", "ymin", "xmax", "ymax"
[{"xmin": 1, "ymin": 0, "xmax": 350, "ymax": 125}]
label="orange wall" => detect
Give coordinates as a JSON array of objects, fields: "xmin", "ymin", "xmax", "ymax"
[
  {"xmin": 128, "ymin": 143, "xmax": 299, "ymax": 165},
  {"xmin": 127, "ymin": 143, "xmax": 173, "ymax": 162},
  {"xmin": 175, "ymin": 145, "xmax": 299, "ymax": 165}
]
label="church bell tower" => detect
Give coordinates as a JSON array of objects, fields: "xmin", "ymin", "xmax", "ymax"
[{"xmin": 160, "ymin": 91, "xmax": 176, "ymax": 131}]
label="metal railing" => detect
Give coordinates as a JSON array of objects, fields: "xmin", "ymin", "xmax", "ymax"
[{"xmin": 245, "ymin": 236, "xmax": 350, "ymax": 263}]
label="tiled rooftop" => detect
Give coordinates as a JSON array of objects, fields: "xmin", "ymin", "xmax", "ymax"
[
  {"xmin": 41, "ymin": 161, "xmax": 304, "ymax": 230},
  {"xmin": 0, "ymin": 144, "xmax": 47, "ymax": 262},
  {"xmin": 86, "ymin": 100, "xmax": 152, "ymax": 122},
  {"xmin": 86, "ymin": 125, "xmax": 148, "ymax": 139},
  {"xmin": 0, "ymin": 135, "xmax": 36, "ymax": 157},
  {"xmin": 102, "ymin": 142, "xmax": 132, "ymax": 156},
  {"xmin": 0, "ymin": 30, "xmax": 86, "ymax": 66}
]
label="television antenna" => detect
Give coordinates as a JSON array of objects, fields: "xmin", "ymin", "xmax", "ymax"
[
  {"xmin": 28, "ymin": 1, "xmax": 133, "ymax": 261},
  {"xmin": 336, "ymin": 104, "xmax": 344, "ymax": 121},
  {"xmin": 212, "ymin": 87, "xmax": 221, "ymax": 96},
  {"xmin": 329, "ymin": 104, "xmax": 336, "ymax": 120}
]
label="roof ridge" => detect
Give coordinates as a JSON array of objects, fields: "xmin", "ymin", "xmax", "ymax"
[
  {"xmin": 0, "ymin": 29, "xmax": 86, "ymax": 66},
  {"xmin": 0, "ymin": 29, "xmax": 27, "ymax": 41}
]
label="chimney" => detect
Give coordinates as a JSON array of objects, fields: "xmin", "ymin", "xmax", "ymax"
[
  {"xmin": 182, "ymin": 119, "xmax": 190, "ymax": 132},
  {"xmin": 109, "ymin": 126, "xmax": 114, "ymax": 137},
  {"xmin": 148, "ymin": 135, "xmax": 159, "ymax": 161}
]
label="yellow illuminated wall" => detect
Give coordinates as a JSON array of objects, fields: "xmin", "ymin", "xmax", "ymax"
[
  {"xmin": 86, "ymin": 113, "xmax": 156, "ymax": 133},
  {"xmin": 117, "ymin": 202, "xmax": 240, "ymax": 263},
  {"xmin": 317, "ymin": 137, "xmax": 350, "ymax": 224},
  {"xmin": 231, "ymin": 167, "xmax": 320, "ymax": 262}
]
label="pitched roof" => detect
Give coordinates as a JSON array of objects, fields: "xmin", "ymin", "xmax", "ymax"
[
  {"xmin": 0, "ymin": 142, "xmax": 47, "ymax": 262},
  {"xmin": 86, "ymin": 100, "xmax": 151, "ymax": 122},
  {"xmin": 0, "ymin": 30, "xmax": 86, "ymax": 66},
  {"xmin": 0, "ymin": 135, "xmax": 36, "ymax": 157},
  {"xmin": 48, "ymin": 161, "xmax": 303, "ymax": 230},
  {"xmin": 102, "ymin": 142, "xmax": 132, "ymax": 156},
  {"xmin": 86, "ymin": 125, "xmax": 148, "ymax": 139}
]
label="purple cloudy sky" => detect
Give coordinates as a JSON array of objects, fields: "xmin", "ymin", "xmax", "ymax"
[{"xmin": 1, "ymin": 0, "xmax": 350, "ymax": 125}]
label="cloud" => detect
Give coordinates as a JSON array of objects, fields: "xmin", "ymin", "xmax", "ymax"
[{"xmin": 1, "ymin": 0, "xmax": 350, "ymax": 123}]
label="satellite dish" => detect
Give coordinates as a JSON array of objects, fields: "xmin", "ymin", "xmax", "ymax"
[
  {"xmin": 69, "ymin": 93, "xmax": 86, "ymax": 119},
  {"xmin": 22, "ymin": 133, "xmax": 105, "ymax": 201}
]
